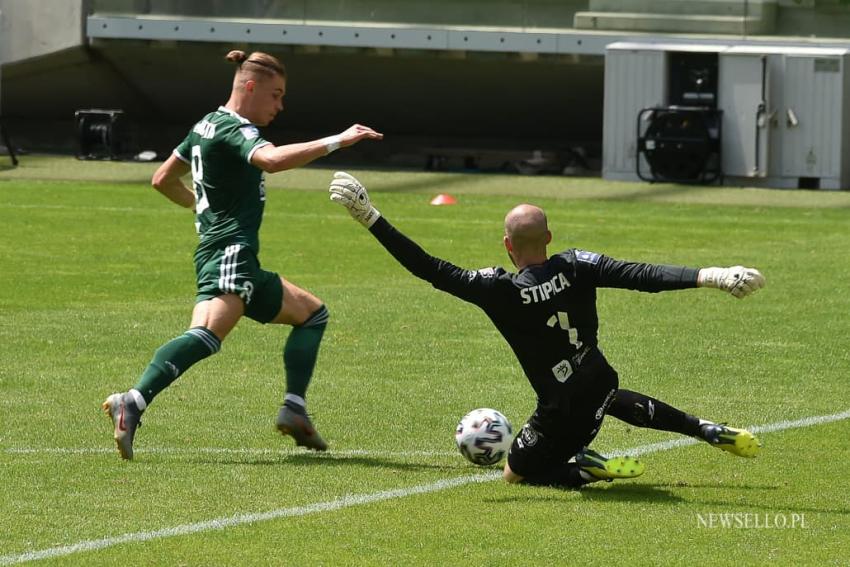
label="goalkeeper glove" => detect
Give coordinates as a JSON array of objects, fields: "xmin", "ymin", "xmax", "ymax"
[
  {"xmin": 697, "ymin": 266, "xmax": 766, "ymax": 298},
  {"xmin": 328, "ymin": 171, "xmax": 381, "ymax": 228}
]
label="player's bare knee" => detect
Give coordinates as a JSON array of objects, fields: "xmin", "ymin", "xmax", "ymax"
[
  {"xmin": 503, "ymin": 464, "xmax": 523, "ymax": 484},
  {"xmin": 301, "ymin": 304, "xmax": 329, "ymax": 328}
]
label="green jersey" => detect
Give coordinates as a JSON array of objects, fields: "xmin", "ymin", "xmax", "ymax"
[{"xmin": 174, "ymin": 106, "xmax": 271, "ymax": 255}]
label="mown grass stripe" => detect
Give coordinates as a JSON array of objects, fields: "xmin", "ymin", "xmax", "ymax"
[
  {"xmin": 0, "ymin": 474, "xmax": 499, "ymax": 566},
  {"xmin": 2, "ymin": 408, "xmax": 847, "ymax": 566}
]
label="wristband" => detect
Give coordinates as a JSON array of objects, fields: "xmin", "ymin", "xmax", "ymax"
[
  {"xmin": 697, "ymin": 267, "xmax": 722, "ymax": 288},
  {"xmin": 322, "ymin": 135, "xmax": 342, "ymax": 154}
]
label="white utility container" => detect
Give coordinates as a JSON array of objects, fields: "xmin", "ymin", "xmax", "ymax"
[{"xmin": 603, "ymin": 41, "xmax": 850, "ymax": 190}]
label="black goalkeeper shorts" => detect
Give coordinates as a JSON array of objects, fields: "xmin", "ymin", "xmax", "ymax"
[{"xmin": 507, "ymin": 349, "xmax": 619, "ymax": 479}]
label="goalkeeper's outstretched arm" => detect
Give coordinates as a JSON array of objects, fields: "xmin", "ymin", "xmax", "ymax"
[
  {"xmin": 328, "ymin": 172, "xmax": 489, "ymax": 304},
  {"xmin": 588, "ymin": 256, "xmax": 765, "ymax": 298},
  {"xmin": 329, "ymin": 171, "xmax": 766, "ymax": 301},
  {"xmin": 329, "ymin": 171, "xmax": 444, "ymax": 281}
]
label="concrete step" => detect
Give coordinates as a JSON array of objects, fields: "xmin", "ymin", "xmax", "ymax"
[
  {"xmin": 574, "ymin": 12, "xmax": 775, "ymax": 35},
  {"xmin": 589, "ymin": 0, "xmax": 776, "ymax": 18}
]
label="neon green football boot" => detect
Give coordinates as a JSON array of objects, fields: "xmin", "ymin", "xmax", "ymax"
[
  {"xmin": 700, "ymin": 423, "xmax": 762, "ymax": 458},
  {"xmin": 575, "ymin": 448, "xmax": 646, "ymax": 482}
]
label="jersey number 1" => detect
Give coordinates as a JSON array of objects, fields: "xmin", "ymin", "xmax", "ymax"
[{"xmin": 547, "ymin": 311, "xmax": 583, "ymax": 349}]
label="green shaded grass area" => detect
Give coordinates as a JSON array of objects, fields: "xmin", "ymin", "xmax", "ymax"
[
  {"xmin": 4, "ymin": 154, "xmax": 850, "ymax": 207},
  {"xmin": 1, "ymin": 158, "xmax": 848, "ymax": 565}
]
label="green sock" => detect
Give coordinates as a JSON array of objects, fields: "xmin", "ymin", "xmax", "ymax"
[
  {"xmin": 283, "ymin": 305, "xmax": 329, "ymax": 399},
  {"xmin": 134, "ymin": 327, "xmax": 221, "ymax": 404}
]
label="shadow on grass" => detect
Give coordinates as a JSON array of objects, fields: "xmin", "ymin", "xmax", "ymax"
[
  {"xmin": 369, "ymin": 172, "xmax": 478, "ymax": 194},
  {"xmin": 690, "ymin": 497, "xmax": 850, "ymax": 517},
  {"xmin": 594, "ymin": 182, "xmax": 709, "ymax": 202},
  {"xmin": 651, "ymin": 481, "xmax": 781, "ymax": 490},
  {"xmin": 490, "ymin": 481, "xmax": 850, "ymax": 516},
  {"xmin": 578, "ymin": 482, "xmax": 686, "ymax": 504},
  {"xmin": 484, "ymin": 483, "xmax": 684, "ymax": 504},
  {"xmin": 571, "ymin": 180, "xmax": 850, "ymax": 209},
  {"xmin": 189, "ymin": 452, "xmax": 465, "ymax": 472},
  {"xmin": 651, "ymin": 481, "xmax": 850, "ymax": 515}
]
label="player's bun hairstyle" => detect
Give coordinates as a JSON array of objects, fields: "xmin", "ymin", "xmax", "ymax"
[{"xmin": 226, "ymin": 50, "xmax": 286, "ymax": 79}]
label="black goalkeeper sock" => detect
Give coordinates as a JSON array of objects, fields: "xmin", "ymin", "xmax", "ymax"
[{"xmin": 608, "ymin": 389, "xmax": 702, "ymax": 437}]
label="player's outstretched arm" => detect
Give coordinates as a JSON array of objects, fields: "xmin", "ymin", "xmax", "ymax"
[
  {"xmin": 251, "ymin": 124, "xmax": 383, "ymax": 173},
  {"xmin": 697, "ymin": 266, "xmax": 766, "ymax": 298}
]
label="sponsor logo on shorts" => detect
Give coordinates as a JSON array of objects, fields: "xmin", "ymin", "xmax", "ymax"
[
  {"xmin": 519, "ymin": 424, "xmax": 540, "ymax": 448},
  {"xmin": 240, "ymin": 280, "xmax": 255, "ymax": 304}
]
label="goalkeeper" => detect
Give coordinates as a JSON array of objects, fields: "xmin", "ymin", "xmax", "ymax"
[{"xmin": 329, "ymin": 172, "xmax": 766, "ymax": 488}]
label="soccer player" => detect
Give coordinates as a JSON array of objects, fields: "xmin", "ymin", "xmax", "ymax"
[
  {"xmin": 329, "ymin": 172, "xmax": 765, "ymax": 488},
  {"xmin": 102, "ymin": 50, "xmax": 383, "ymax": 459}
]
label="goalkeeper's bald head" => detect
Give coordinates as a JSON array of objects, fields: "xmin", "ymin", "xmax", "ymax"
[{"xmin": 503, "ymin": 204, "xmax": 552, "ymax": 268}]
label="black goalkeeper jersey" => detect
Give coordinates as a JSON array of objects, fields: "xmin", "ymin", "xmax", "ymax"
[{"xmin": 369, "ymin": 217, "xmax": 699, "ymax": 406}]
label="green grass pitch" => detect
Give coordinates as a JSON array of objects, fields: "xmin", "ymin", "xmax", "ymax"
[{"xmin": 1, "ymin": 157, "xmax": 848, "ymax": 565}]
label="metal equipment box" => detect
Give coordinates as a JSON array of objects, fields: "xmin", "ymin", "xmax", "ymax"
[{"xmin": 603, "ymin": 41, "xmax": 850, "ymax": 190}]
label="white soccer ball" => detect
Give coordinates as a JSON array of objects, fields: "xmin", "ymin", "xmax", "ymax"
[{"xmin": 455, "ymin": 408, "xmax": 514, "ymax": 466}]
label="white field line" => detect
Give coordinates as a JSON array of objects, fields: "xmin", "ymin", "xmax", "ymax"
[
  {"xmin": 0, "ymin": 473, "xmax": 501, "ymax": 566},
  {"xmin": 608, "ymin": 408, "xmax": 850, "ymax": 457},
  {"xmin": 1, "ymin": 408, "xmax": 848, "ymax": 566}
]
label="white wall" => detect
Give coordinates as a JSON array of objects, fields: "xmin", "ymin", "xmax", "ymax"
[{"xmin": 0, "ymin": 0, "xmax": 86, "ymax": 64}]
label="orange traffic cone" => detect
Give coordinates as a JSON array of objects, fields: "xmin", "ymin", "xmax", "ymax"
[{"xmin": 430, "ymin": 193, "xmax": 457, "ymax": 206}]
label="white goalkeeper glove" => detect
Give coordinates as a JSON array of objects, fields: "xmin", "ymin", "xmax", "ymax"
[
  {"xmin": 328, "ymin": 171, "xmax": 381, "ymax": 228},
  {"xmin": 697, "ymin": 266, "xmax": 765, "ymax": 299}
]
